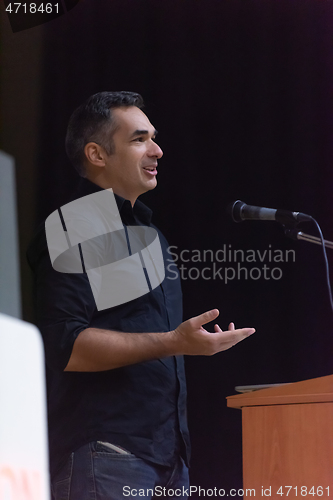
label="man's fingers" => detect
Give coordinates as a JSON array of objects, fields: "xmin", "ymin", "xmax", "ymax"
[
  {"xmin": 222, "ymin": 327, "xmax": 255, "ymax": 351},
  {"xmin": 214, "ymin": 323, "xmax": 254, "ymax": 338},
  {"xmin": 191, "ymin": 309, "xmax": 219, "ymax": 328},
  {"xmin": 231, "ymin": 327, "xmax": 255, "ymax": 342},
  {"xmin": 243, "ymin": 327, "xmax": 255, "ymax": 335},
  {"xmin": 233, "ymin": 327, "xmax": 255, "ymax": 338},
  {"xmin": 212, "ymin": 325, "xmax": 256, "ymax": 353},
  {"xmin": 218, "ymin": 325, "xmax": 255, "ymax": 344}
]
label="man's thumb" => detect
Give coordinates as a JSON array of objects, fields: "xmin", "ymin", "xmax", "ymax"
[{"xmin": 191, "ymin": 309, "xmax": 219, "ymax": 328}]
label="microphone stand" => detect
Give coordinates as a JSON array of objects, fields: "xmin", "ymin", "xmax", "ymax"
[
  {"xmin": 284, "ymin": 228, "xmax": 333, "ymax": 250},
  {"xmin": 285, "ymin": 225, "xmax": 333, "ymax": 312}
]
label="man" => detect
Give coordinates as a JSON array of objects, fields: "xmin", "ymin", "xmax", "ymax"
[{"xmin": 27, "ymin": 91, "xmax": 255, "ymax": 500}]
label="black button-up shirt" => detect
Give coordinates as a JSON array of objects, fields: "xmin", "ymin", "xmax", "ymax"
[{"xmin": 27, "ymin": 178, "xmax": 190, "ymax": 479}]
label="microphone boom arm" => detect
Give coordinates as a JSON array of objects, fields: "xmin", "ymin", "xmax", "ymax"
[{"xmin": 285, "ymin": 228, "xmax": 333, "ymax": 250}]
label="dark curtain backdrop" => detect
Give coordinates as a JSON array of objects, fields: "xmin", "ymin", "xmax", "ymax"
[{"xmin": 35, "ymin": 0, "xmax": 333, "ymax": 494}]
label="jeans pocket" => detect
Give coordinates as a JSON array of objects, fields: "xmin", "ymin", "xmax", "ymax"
[
  {"xmin": 51, "ymin": 453, "xmax": 74, "ymax": 500},
  {"xmin": 95, "ymin": 441, "xmax": 134, "ymax": 455}
]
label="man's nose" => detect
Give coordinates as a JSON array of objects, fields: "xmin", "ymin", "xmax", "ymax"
[{"xmin": 148, "ymin": 141, "xmax": 163, "ymax": 159}]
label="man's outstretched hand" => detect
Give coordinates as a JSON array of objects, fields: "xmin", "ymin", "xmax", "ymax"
[
  {"xmin": 171, "ymin": 309, "xmax": 255, "ymax": 356},
  {"xmin": 66, "ymin": 309, "xmax": 255, "ymax": 371}
]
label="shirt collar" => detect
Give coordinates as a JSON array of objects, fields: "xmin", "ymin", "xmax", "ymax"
[{"xmin": 73, "ymin": 177, "xmax": 153, "ymax": 226}]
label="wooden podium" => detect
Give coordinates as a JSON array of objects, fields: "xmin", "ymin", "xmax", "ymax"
[{"xmin": 227, "ymin": 375, "xmax": 333, "ymax": 496}]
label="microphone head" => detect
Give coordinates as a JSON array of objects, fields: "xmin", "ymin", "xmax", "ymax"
[{"xmin": 227, "ymin": 200, "xmax": 246, "ymax": 223}]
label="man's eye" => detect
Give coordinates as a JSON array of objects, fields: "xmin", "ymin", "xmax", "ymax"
[{"xmin": 133, "ymin": 137, "xmax": 144, "ymax": 142}]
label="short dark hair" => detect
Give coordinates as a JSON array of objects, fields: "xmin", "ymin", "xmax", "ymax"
[{"xmin": 65, "ymin": 91, "xmax": 144, "ymax": 176}]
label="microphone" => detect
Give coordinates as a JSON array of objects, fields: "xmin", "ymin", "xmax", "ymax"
[{"xmin": 228, "ymin": 200, "xmax": 312, "ymax": 225}]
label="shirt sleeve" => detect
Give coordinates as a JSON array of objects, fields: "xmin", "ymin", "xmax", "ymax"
[{"xmin": 28, "ymin": 227, "xmax": 96, "ymax": 372}]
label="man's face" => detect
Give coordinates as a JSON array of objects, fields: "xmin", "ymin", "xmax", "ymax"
[{"xmin": 102, "ymin": 106, "xmax": 163, "ymax": 204}]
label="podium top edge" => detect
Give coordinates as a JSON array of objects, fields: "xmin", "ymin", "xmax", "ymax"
[{"xmin": 227, "ymin": 374, "xmax": 333, "ymax": 408}]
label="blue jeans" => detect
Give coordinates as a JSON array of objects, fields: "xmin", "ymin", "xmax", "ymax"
[{"xmin": 51, "ymin": 441, "xmax": 189, "ymax": 500}]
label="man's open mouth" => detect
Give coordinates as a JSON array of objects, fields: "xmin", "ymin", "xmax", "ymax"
[{"xmin": 143, "ymin": 166, "xmax": 158, "ymax": 175}]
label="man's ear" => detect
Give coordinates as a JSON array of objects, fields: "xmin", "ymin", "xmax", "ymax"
[{"xmin": 84, "ymin": 142, "xmax": 107, "ymax": 167}]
